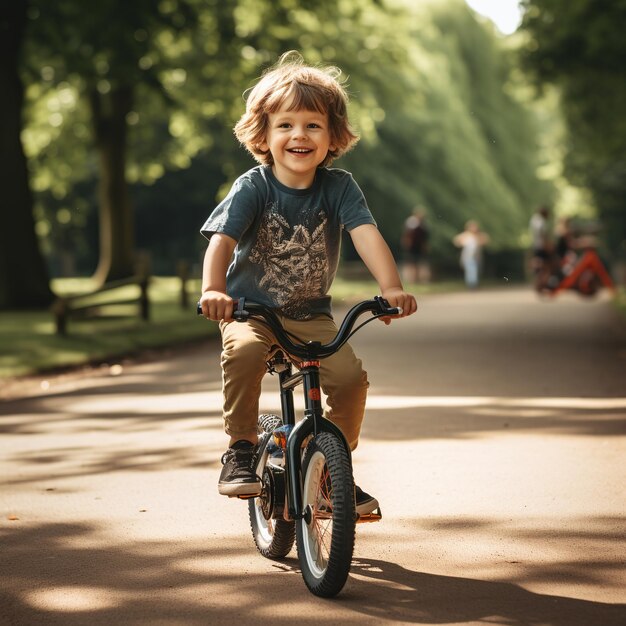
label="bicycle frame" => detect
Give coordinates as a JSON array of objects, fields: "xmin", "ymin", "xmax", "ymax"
[{"xmin": 269, "ymin": 353, "xmax": 351, "ymax": 521}]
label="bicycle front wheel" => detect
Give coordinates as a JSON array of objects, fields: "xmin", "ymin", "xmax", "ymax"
[{"xmin": 296, "ymin": 432, "xmax": 356, "ymax": 597}]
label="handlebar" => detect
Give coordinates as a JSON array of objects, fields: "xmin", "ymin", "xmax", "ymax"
[{"xmin": 197, "ymin": 297, "xmax": 401, "ymax": 360}]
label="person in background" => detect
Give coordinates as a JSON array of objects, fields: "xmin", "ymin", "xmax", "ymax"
[
  {"xmin": 529, "ymin": 205, "xmax": 553, "ymax": 289},
  {"xmin": 453, "ymin": 220, "xmax": 489, "ymax": 289},
  {"xmin": 554, "ymin": 216, "xmax": 578, "ymax": 276},
  {"xmin": 401, "ymin": 207, "xmax": 431, "ymax": 284}
]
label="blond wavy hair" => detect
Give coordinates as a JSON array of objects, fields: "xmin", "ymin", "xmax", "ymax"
[{"xmin": 233, "ymin": 51, "xmax": 359, "ymax": 167}]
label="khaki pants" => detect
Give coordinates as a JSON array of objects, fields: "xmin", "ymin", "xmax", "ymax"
[{"xmin": 219, "ymin": 314, "xmax": 369, "ymax": 450}]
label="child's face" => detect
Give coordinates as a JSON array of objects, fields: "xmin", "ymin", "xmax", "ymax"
[{"xmin": 261, "ymin": 101, "xmax": 334, "ymax": 189}]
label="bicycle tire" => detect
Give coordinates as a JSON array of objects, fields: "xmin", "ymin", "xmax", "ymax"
[
  {"xmin": 296, "ymin": 432, "xmax": 356, "ymax": 597},
  {"xmin": 248, "ymin": 414, "xmax": 295, "ymax": 559}
]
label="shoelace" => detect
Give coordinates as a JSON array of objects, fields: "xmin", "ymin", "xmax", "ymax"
[{"xmin": 222, "ymin": 448, "xmax": 255, "ymax": 479}]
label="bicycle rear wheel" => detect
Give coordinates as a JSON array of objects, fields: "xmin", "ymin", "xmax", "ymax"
[
  {"xmin": 296, "ymin": 431, "xmax": 355, "ymax": 597},
  {"xmin": 248, "ymin": 414, "xmax": 295, "ymax": 559}
]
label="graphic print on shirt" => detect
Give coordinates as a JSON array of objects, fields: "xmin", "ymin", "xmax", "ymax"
[{"xmin": 249, "ymin": 203, "xmax": 329, "ymax": 319}]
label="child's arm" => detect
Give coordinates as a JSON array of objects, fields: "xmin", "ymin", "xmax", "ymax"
[
  {"xmin": 199, "ymin": 233, "xmax": 237, "ymax": 321},
  {"xmin": 349, "ymin": 224, "xmax": 418, "ymax": 323}
]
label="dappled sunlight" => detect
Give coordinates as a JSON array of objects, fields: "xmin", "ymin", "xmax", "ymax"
[
  {"xmin": 2, "ymin": 518, "xmax": 623, "ymax": 625},
  {"xmin": 2, "ymin": 385, "xmax": 623, "ymax": 491},
  {"xmin": 4, "ymin": 388, "xmax": 624, "ymax": 443},
  {"xmin": 0, "ymin": 409, "xmax": 223, "ymax": 436},
  {"xmin": 351, "ymin": 512, "xmax": 626, "ymax": 607},
  {"xmin": 365, "ymin": 395, "xmax": 626, "ymax": 410},
  {"xmin": 2, "ymin": 397, "xmax": 624, "ymax": 623},
  {"xmin": 361, "ymin": 393, "xmax": 626, "ymax": 441},
  {"xmin": 25, "ymin": 586, "xmax": 119, "ymax": 613},
  {"xmin": 342, "ymin": 557, "xmax": 626, "ymax": 625},
  {"xmin": 2, "ymin": 440, "xmax": 223, "ymax": 486},
  {"xmin": 1, "ymin": 522, "xmax": 303, "ymax": 623},
  {"xmin": 1, "ymin": 289, "xmax": 624, "ymax": 622},
  {"xmin": 53, "ymin": 391, "xmax": 226, "ymax": 416}
]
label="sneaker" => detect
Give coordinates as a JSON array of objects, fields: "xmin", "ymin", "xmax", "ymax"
[
  {"xmin": 355, "ymin": 485, "xmax": 379, "ymax": 516},
  {"xmin": 218, "ymin": 440, "xmax": 261, "ymax": 496}
]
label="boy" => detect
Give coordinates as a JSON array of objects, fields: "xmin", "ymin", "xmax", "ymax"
[{"xmin": 199, "ymin": 52, "xmax": 417, "ymax": 515}]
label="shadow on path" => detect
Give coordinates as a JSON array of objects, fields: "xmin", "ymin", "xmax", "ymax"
[
  {"xmin": 341, "ymin": 557, "xmax": 626, "ymax": 625},
  {"xmin": 2, "ymin": 522, "xmax": 625, "ymax": 626}
]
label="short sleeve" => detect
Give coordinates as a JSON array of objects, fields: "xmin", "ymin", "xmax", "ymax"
[
  {"xmin": 336, "ymin": 172, "xmax": 377, "ymax": 231},
  {"xmin": 200, "ymin": 173, "xmax": 262, "ymax": 242}
]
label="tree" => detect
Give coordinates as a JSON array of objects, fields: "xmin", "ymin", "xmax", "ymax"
[
  {"xmin": 24, "ymin": 0, "xmax": 197, "ymax": 284},
  {"xmin": 23, "ymin": 0, "xmax": 355, "ymax": 282},
  {"xmin": 0, "ymin": 2, "xmax": 53, "ymax": 309},
  {"xmin": 341, "ymin": 0, "xmax": 550, "ymax": 262},
  {"xmin": 520, "ymin": 0, "xmax": 626, "ymax": 258},
  {"xmin": 22, "ymin": 0, "xmax": 398, "ymax": 277}
]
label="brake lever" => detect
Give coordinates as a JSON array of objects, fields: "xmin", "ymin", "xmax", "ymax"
[
  {"xmin": 373, "ymin": 295, "xmax": 402, "ymax": 317},
  {"xmin": 233, "ymin": 297, "xmax": 249, "ymax": 321}
]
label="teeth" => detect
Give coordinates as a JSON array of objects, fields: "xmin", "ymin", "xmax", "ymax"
[{"xmin": 290, "ymin": 148, "xmax": 311, "ymax": 153}]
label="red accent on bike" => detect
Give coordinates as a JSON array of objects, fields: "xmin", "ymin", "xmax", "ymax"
[
  {"xmin": 553, "ymin": 249, "xmax": 615, "ymax": 295},
  {"xmin": 308, "ymin": 388, "xmax": 321, "ymax": 401},
  {"xmin": 273, "ymin": 430, "xmax": 288, "ymax": 449},
  {"xmin": 300, "ymin": 360, "xmax": 321, "ymax": 368}
]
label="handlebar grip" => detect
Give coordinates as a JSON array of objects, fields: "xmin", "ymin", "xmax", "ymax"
[{"xmin": 196, "ymin": 299, "xmax": 248, "ymax": 321}]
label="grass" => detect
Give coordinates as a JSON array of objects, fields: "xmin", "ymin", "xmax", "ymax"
[
  {"xmin": 614, "ymin": 286, "xmax": 626, "ymax": 319},
  {"xmin": 0, "ymin": 277, "xmax": 217, "ymax": 379},
  {"xmin": 0, "ymin": 275, "xmax": 464, "ymax": 380}
]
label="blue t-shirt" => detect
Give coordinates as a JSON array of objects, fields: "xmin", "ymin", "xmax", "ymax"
[{"xmin": 200, "ymin": 166, "xmax": 376, "ymax": 319}]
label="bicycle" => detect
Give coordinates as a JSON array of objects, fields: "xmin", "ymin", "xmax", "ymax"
[
  {"xmin": 533, "ymin": 247, "xmax": 615, "ymax": 298},
  {"xmin": 197, "ymin": 296, "xmax": 400, "ymax": 597}
]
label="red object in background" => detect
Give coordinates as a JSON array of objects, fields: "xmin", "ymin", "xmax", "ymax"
[{"xmin": 552, "ymin": 249, "xmax": 615, "ymax": 297}]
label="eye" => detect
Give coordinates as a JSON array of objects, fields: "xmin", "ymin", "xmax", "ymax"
[
  {"xmin": 307, "ymin": 123, "xmax": 321, "ymax": 129},
  {"xmin": 277, "ymin": 122, "xmax": 291, "ymax": 129}
]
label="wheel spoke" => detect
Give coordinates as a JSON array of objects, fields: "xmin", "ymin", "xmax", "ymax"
[
  {"xmin": 310, "ymin": 463, "xmax": 334, "ymax": 568},
  {"xmin": 314, "ymin": 524, "xmax": 327, "ymax": 569},
  {"xmin": 317, "ymin": 519, "xmax": 332, "ymax": 560},
  {"xmin": 321, "ymin": 466, "xmax": 332, "ymax": 504}
]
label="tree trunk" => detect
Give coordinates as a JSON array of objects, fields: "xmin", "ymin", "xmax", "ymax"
[
  {"xmin": 0, "ymin": 2, "xmax": 53, "ymax": 310},
  {"xmin": 90, "ymin": 85, "xmax": 136, "ymax": 285}
]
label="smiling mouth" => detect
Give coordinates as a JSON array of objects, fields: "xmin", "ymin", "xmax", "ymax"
[{"xmin": 288, "ymin": 147, "xmax": 313, "ymax": 154}]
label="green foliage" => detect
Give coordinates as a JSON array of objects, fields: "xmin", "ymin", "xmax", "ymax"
[
  {"xmin": 0, "ymin": 277, "xmax": 218, "ymax": 378},
  {"xmin": 342, "ymin": 0, "xmax": 549, "ymax": 259},
  {"xmin": 23, "ymin": 0, "xmax": 198, "ymax": 182},
  {"xmin": 520, "ymin": 0, "xmax": 626, "ymax": 258},
  {"xmin": 21, "ymin": 0, "xmax": 550, "ymax": 276}
]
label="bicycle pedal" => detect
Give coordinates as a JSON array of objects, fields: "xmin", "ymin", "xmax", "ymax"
[
  {"xmin": 356, "ymin": 507, "xmax": 382, "ymax": 523},
  {"xmin": 233, "ymin": 492, "xmax": 261, "ymax": 500}
]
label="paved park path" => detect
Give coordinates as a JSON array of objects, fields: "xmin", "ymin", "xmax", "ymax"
[{"xmin": 1, "ymin": 286, "xmax": 625, "ymax": 625}]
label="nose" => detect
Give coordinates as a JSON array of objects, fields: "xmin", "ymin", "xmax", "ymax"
[{"xmin": 292, "ymin": 124, "xmax": 308, "ymax": 140}]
